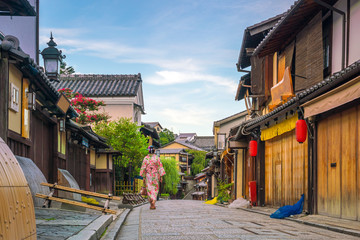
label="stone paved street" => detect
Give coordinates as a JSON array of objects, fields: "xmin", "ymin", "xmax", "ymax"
[{"xmin": 117, "ymin": 200, "xmax": 360, "ymax": 240}]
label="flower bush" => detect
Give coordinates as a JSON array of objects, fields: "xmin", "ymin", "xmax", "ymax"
[{"xmin": 58, "ymin": 88, "xmax": 110, "ymax": 124}]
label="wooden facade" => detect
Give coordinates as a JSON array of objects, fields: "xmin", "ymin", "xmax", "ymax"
[
  {"xmin": 264, "ymin": 130, "xmax": 308, "ymax": 209},
  {"xmin": 317, "ymin": 105, "xmax": 360, "ymax": 220},
  {"xmin": 1, "ymin": 34, "xmax": 114, "ymax": 204},
  {"xmin": 233, "ymin": 0, "xmax": 360, "ymax": 221}
]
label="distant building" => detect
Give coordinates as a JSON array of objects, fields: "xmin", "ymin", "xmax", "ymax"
[
  {"xmin": 56, "ymin": 74, "xmax": 145, "ymax": 125},
  {"xmin": 141, "ymin": 122, "xmax": 160, "ymax": 148},
  {"xmin": 143, "ymin": 122, "xmax": 163, "ymax": 133},
  {"xmin": 189, "ymin": 136, "xmax": 215, "ymax": 152},
  {"xmin": 175, "ymin": 133, "xmax": 197, "ymax": 142}
]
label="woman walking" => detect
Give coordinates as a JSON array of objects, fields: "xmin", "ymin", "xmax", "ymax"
[{"xmin": 140, "ymin": 146, "xmax": 165, "ymax": 210}]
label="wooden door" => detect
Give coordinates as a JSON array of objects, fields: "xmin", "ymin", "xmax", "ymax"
[
  {"xmin": 67, "ymin": 143, "xmax": 89, "ymax": 190},
  {"xmin": 32, "ymin": 112, "xmax": 54, "ymax": 183},
  {"xmin": 265, "ymin": 130, "xmax": 308, "ymax": 208},
  {"xmin": 317, "ymin": 106, "xmax": 359, "ymax": 220}
]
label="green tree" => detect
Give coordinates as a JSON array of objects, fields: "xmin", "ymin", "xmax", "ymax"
[
  {"xmin": 60, "ymin": 61, "xmax": 75, "ymax": 75},
  {"xmin": 93, "ymin": 118, "xmax": 149, "ymax": 175},
  {"xmin": 160, "ymin": 156, "xmax": 180, "ymax": 195},
  {"xmin": 159, "ymin": 128, "xmax": 175, "ymax": 146},
  {"xmin": 186, "ymin": 149, "xmax": 207, "ymax": 176}
]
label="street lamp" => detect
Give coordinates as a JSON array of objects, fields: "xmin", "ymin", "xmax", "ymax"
[{"xmin": 40, "ymin": 32, "xmax": 65, "ymax": 82}]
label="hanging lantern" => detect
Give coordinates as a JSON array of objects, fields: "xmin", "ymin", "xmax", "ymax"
[
  {"xmin": 249, "ymin": 140, "xmax": 257, "ymax": 157},
  {"xmin": 296, "ymin": 119, "xmax": 307, "ymax": 143}
]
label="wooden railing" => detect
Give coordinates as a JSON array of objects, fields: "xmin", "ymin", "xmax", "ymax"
[{"xmin": 115, "ymin": 179, "xmax": 143, "ymax": 196}]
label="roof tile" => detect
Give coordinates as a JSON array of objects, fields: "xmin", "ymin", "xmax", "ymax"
[{"xmin": 56, "ymin": 74, "xmax": 142, "ymax": 97}]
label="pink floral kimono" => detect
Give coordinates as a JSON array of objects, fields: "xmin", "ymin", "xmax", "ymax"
[{"xmin": 140, "ymin": 154, "xmax": 165, "ymax": 201}]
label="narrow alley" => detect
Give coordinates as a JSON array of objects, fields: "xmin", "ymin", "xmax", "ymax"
[{"xmin": 117, "ymin": 200, "xmax": 359, "ymax": 240}]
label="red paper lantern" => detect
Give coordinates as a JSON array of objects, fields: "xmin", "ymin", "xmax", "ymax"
[
  {"xmin": 296, "ymin": 119, "xmax": 307, "ymax": 143},
  {"xmin": 249, "ymin": 140, "xmax": 257, "ymax": 157}
]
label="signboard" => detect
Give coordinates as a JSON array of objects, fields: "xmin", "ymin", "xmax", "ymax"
[
  {"xmin": 82, "ymin": 137, "xmax": 89, "ymax": 148},
  {"xmin": 56, "ymin": 94, "xmax": 70, "ymax": 114}
]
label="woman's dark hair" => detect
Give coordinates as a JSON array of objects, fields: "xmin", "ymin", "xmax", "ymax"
[{"xmin": 148, "ymin": 146, "xmax": 155, "ymax": 154}]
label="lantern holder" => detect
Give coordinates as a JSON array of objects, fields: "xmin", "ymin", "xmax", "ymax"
[{"xmin": 40, "ymin": 32, "xmax": 65, "ymax": 82}]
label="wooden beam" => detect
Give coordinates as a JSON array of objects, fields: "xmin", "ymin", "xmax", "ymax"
[
  {"xmin": 229, "ymin": 141, "xmax": 248, "ymax": 149},
  {"xmin": 40, "ymin": 183, "xmax": 121, "ymax": 201},
  {"xmin": 0, "ymin": 57, "xmax": 9, "ymax": 141},
  {"xmin": 35, "ymin": 194, "xmax": 117, "ymax": 214}
]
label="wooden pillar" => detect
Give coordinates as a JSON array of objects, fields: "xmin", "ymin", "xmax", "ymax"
[
  {"xmin": 258, "ymin": 140, "xmax": 265, "ymax": 206},
  {"xmin": 0, "ymin": 56, "xmax": 9, "ymax": 141},
  {"xmin": 86, "ymin": 148, "xmax": 90, "ymax": 191},
  {"xmin": 106, "ymin": 153, "xmax": 110, "ymax": 193},
  {"xmin": 308, "ymin": 121, "xmax": 317, "ymax": 214},
  {"xmin": 52, "ymin": 123, "xmax": 58, "ymax": 185}
]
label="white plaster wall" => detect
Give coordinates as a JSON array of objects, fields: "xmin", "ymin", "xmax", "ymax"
[
  {"xmin": 92, "ymin": 96, "xmax": 135, "ymax": 121},
  {"xmin": 218, "ymin": 117, "xmax": 246, "ymax": 136},
  {"xmin": 332, "ymin": 0, "xmax": 348, "ymax": 74},
  {"xmin": 0, "ymin": 0, "xmax": 37, "ymax": 61},
  {"xmin": 349, "ymin": 0, "xmax": 360, "ymax": 65}
]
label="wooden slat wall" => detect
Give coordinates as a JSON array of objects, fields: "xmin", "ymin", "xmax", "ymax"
[
  {"xmin": 317, "ymin": 105, "xmax": 360, "ymax": 220},
  {"xmin": 265, "ymin": 130, "xmax": 308, "ymax": 208},
  {"xmin": 317, "ymin": 118, "xmax": 328, "ymax": 215},
  {"xmin": 295, "ymin": 12, "xmax": 323, "ymax": 92}
]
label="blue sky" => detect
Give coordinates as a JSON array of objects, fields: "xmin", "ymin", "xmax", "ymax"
[{"xmin": 39, "ymin": 0, "xmax": 294, "ymax": 136}]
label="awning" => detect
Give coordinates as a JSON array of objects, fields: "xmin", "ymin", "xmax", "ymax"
[
  {"xmin": 302, "ymin": 75, "xmax": 360, "ymax": 118},
  {"xmin": 261, "ymin": 113, "xmax": 298, "ymax": 141}
]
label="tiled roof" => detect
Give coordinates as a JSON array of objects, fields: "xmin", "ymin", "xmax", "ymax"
[
  {"xmin": 143, "ymin": 122, "xmax": 162, "ymax": 129},
  {"xmin": 191, "ymin": 136, "xmax": 215, "ymax": 151},
  {"xmin": 175, "ymin": 133, "xmax": 197, "ymax": 141},
  {"xmin": 175, "ymin": 140, "xmax": 206, "ymax": 151},
  {"xmin": 253, "ymin": 0, "xmax": 337, "ymax": 57},
  {"xmin": 237, "ymin": 13, "xmax": 284, "ymax": 70},
  {"xmin": 159, "ymin": 149, "xmax": 186, "ymax": 154},
  {"xmin": 55, "ymin": 74, "xmax": 142, "ymax": 97},
  {"xmin": 235, "ymin": 73, "xmax": 251, "ymax": 101}
]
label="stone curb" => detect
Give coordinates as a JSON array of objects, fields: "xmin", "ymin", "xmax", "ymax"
[
  {"xmin": 238, "ymin": 207, "xmax": 360, "ymax": 238},
  {"xmin": 102, "ymin": 209, "xmax": 131, "ymax": 240},
  {"xmin": 68, "ymin": 214, "xmax": 113, "ymax": 240}
]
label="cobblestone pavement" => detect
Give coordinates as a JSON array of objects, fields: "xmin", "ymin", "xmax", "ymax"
[
  {"xmin": 117, "ymin": 200, "xmax": 360, "ymax": 240},
  {"xmin": 36, "ymin": 208, "xmax": 101, "ymax": 239}
]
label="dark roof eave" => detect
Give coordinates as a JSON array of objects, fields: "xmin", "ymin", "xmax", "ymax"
[
  {"xmin": 2, "ymin": 43, "xmax": 78, "ymax": 118},
  {"xmin": 0, "ymin": 0, "xmax": 36, "ymax": 16},
  {"xmin": 252, "ymin": 0, "xmax": 305, "ymax": 56},
  {"xmin": 238, "ymin": 13, "xmax": 285, "ymax": 70}
]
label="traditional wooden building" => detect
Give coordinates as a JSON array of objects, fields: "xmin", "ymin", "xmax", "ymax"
[
  {"xmin": 211, "ymin": 111, "xmax": 247, "ymax": 200},
  {"xmin": 0, "ymin": 33, "xmax": 115, "ymax": 195},
  {"xmin": 159, "ymin": 139, "xmax": 203, "ymax": 174},
  {"xmin": 0, "ymin": 34, "xmax": 79, "ymax": 185},
  {"xmin": 141, "ymin": 122, "xmax": 161, "ymax": 148},
  {"xmin": 232, "ymin": 0, "xmax": 360, "ymax": 221}
]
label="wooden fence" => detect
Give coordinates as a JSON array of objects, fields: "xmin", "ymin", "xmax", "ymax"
[{"xmin": 115, "ymin": 179, "xmax": 143, "ymax": 196}]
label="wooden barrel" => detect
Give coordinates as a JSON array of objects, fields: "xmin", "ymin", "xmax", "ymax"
[{"xmin": 0, "ymin": 137, "xmax": 36, "ymax": 239}]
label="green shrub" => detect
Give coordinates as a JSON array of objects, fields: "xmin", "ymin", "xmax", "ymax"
[
  {"xmin": 217, "ymin": 181, "xmax": 233, "ymax": 203},
  {"xmin": 160, "ymin": 157, "xmax": 180, "ymax": 195}
]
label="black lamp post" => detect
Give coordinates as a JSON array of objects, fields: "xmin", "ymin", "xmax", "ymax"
[{"xmin": 40, "ymin": 32, "xmax": 65, "ymax": 82}]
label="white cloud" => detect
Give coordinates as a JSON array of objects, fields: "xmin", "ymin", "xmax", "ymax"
[{"xmin": 146, "ymin": 70, "xmax": 237, "ymax": 93}]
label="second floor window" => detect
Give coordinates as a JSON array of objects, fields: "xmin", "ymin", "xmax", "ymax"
[{"xmin": 323, "ymin": 11, "xmax": 332, "ymax": 77}]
